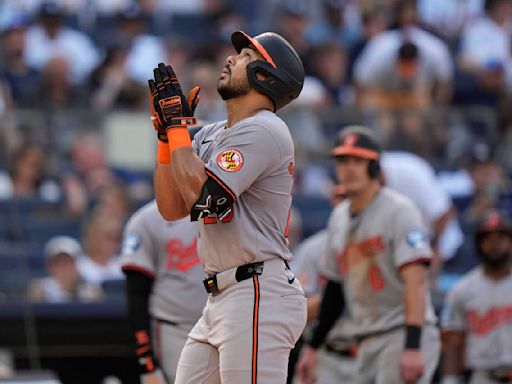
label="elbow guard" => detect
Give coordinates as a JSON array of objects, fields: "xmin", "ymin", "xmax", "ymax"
[{"xmin": 190, "ymin": 174, "xmax": 235, "ymax": 222}]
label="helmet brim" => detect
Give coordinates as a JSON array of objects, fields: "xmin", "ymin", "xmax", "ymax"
[
  {"xmin": 231, "ymin": 30, "xmax": 277, "ymax": 68},
  {"xmin": 331, "ymin": 147, "xmax": 379, "ymax": 159}
]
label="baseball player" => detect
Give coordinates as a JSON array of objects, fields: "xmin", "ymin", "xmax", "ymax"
[
  {"xmin": 296, "ymin": 126, "xmax": 440, "ymax": 384},
  {"xmin": 149, "ymin": 30, "xmax": 307, "ymax": 383},
  {"xmin": 121, "ymin": 200, "xmax": 206, "ymax": 383},
  {"xmin": 441, "ymin": 210, "xmax": 512, "ymax": 384},
  {"xmin": 292, "ymin": 185, "xmax": 358, "ymax": 384}
]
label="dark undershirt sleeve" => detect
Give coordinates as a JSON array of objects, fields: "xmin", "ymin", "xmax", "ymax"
[
  {"xmin": 125, "ymin": 270, "xmax": 159, "ymax": 373},
  {"xmin": 309, "ymin": 279, "xmax": 345, "ymax": 349}
]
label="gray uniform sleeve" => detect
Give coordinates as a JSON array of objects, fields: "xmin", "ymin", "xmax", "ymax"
[
  {"xmin": 204, "ymin": 124, "xmax": 281, "ymax": 198},
  {"xmin": 441, "ymin": 284, "xmax": 467, "ymax": 332},
  {"xmin": 294, "ymin": 238, "xmax": 324, "ymax": 296},
  {"xmin": 192, "ymin": 125, "xmax": 208, "ymax": 154},
  {"xmin": 392, "ymin": 203, "xmax": 433, "ymax": 269},
  {"xmin": 120, "ymin": 214, "xmax": 156, "ymax": 277}
]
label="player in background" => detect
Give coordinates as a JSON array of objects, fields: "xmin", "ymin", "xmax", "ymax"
[
  {"xmin": 441, "ymin": 210, "xmax": 512, "ymax": 384},
  {"xmin": 292, "ymin": 184, "xmax": 358, "ymax": 384},
  {"xmin": 121, "ymin": 200, "xmax": 206, "ymax": 383},
  {"xmin": 296, "ymin": 125, "xmax": 440, "ymax": 384}
]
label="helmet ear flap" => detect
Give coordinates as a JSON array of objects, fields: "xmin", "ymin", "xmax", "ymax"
[
  {"xmin": 246, "ymin": 60, "xmax": 301, "ymax": 111},
  {"xmin": 368, "ymin": 160, "xmax": 380, "ymax": 179}
]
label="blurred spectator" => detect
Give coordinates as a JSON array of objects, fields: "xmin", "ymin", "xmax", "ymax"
[
  {"xmin": 93, "ymin": 181, "xmax": 133, "ymax": 223},
  {"xmin": 165, "ymin": 37, "xmax": 194, "ymax": 89},
  {"xmin": 348, "ymin": 5, "xmax": 391, "ymax": 79},
  {"xmin": 381, "ymin": 150, "xmax": 465, "ymax": 279},
  {"xmin": 354, "ymin": 0, "xmax": 453, "ymax": 109},
  {"xmin": 62, "ymin": 131, "xmax": 151, "ymax": 214},
  {"xmin": 154, "ymin": 0, "xmax": 206, "ymax": 14},
  {"xmin": 206, "ymin": 5, "xmax": 246, "ymax": 44},
  {"xmin": 306, "ymin": 0, "xmax": 361, "ymax": 48},
  {"xmin": 89, "ymin": 43, "xmax": 144, "ymax": 111},
  {"xmin": 39, "ymin": 56, "xmax": 84, "ymax": 108},
  {"xmin": 78, "ymin": 212, "xmax": 124, "ymax": 285},
  {"xmin": 280, "ymin": 78, "xmax": 329, "ymax": 156},
  {"xmin": 463, "ymin": 142, "xmax": 511, "ymax": 223},
  {"xmin": 65, "ymin": 131, "xmax": 123, "ymax": 197},
  {"xmin": 188, "ymin": 60, "xmax": 226, "ymax": 122},
  {"xmin": 274, "ymin": 2, "xmax": 311, "ymax": 57},
  {"xmin": 456, "ymin": 0, "xmax": 512, "ymax": 104},
  {"xmin": 111, "ymin": 4, "xmax": 166, "ymax": 85},
  {"xmin": 24, "ymin": 1, "xmax": 100, "ymax": 84},
  {"xmin": 418, "ymin": 0, "xmax": 484, "ymax": 46},
  {"xmin": 0, "ymin": 143, "xmax": 62, "ymax": 201},
  {"xmin": 27, "ymin": 236, "xmax": 103, "ymax": 303},
  {"xmin": 308, "ymin": 41, "xmax": 354, "ymax": 106},
  {"xmin": 0, "ymin": 18, "xmax": 40, "ymax": 107}
]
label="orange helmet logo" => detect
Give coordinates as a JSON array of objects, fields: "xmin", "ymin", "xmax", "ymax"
[{"xmin": 343, "ymin": 132, "xmax": 359, "ymax": 147}]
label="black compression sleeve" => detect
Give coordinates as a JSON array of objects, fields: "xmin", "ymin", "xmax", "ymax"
[
  {"xmin": 125, "ymin": 270, "xmax": 158, "ymax": 373},
  {"xmin": 309, "ymin": 280, "xmax": 344, "ymax": 349}
]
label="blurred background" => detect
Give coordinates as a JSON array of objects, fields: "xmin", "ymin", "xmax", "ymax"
[{"xmin": 0, "ymin": 0, "xmax": 512, "ymax": 382}]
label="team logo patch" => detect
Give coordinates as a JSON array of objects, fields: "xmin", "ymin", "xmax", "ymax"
[
  {"xmin": 122, "ymin": 233, "xmax": 141, "ymax": 254},
  {"xmin": 406, "ymin": 229, "xmax": 429, "ymax": 249},
  {"xmin": 217, "ymin": 149, "xmax": 244, "ymax": 172}
]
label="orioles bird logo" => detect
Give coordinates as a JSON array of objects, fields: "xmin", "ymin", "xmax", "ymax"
[
  {"xmin": 343, "ymin": 132, "xmax": 359, "ymax": 147},
  {"xmin": 217, "ymin": 149, "xmax": 244, "ymax": 172}
]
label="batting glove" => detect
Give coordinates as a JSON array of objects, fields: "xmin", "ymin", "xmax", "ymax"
[{"xmin": 148, "ymin": 63, "xmax": 200, "ymax": 142}]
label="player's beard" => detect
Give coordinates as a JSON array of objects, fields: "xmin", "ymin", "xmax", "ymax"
[
  {"xmin": 217, "ymin": 77, "xmax": 251, "ymax": 100},
  {"xmin": 481, "ymin": 251, "xmax": 511, "ymax": 270}
]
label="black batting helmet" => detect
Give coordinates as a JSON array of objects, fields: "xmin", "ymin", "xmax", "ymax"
[
  {"xmin": 475, "ymin": 211, "xmax": 512, "ymax": 240},
  {"xmin": 231, "ymin": 30, "xmax": 304, "ymax": 111},
  {"xmin": 331, "ymin": 126, "xmax": 381, "ymax": 178},
  {"xmin": 475, "ymin": 210, "xmax": 512, "ymax": 255}
]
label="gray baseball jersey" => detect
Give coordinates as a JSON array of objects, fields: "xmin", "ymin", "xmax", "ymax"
[
  {"xmin": 441, "ymin": 267, "xmax": 512, "ymax": 369},
  {"xmin": 293, "ymin": 229, "xmax": 329, "ymax": 296},
  {"xmin": 192, "ymin": 110, "xmax": 294, "ymax": 274},
  {"xmin": 322, "ymin": 187, "xmax": 436, "ymax": 336},
  {"xmin": 120, "ymin": 200, "xmax": 206, "ymax": 325}
]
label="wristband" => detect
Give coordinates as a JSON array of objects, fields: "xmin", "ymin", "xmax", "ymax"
[
  {"xmin": 134, "ymin": 330, "xmax": 159, "ymax": 374},
  {"xmin": 157, "ymin": 140, "xmax": 171, "ymax": 164},
  {"xmin": 167, "ymin": 127, "xmax": 192, "ymax": 154},
  {"xmin": 404, "ymin": 325, "xmax": 422, "ymax": 349}
]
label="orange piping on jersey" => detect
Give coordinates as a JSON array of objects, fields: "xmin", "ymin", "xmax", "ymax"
[
  {"xmin": 122, "ymin": 264, "xmax": 156, "ymax": 279},
  {"xmin": 331, "ymin": 147, "xmax": 379, "ymax": 160},
  {"xmin": 398, "ymin": 257, "xmax": 431, "ymax": 271},
  {"xmin": 284, "ymin": 209, "xmax": 291, "ymax": 238},
  {"xmin": 205, "ymin": 169, "xmax": 237, "ymax": 202},
  {"xmin": 252, "ymin": 275, "xmax": 260, "ymax": 384}
]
